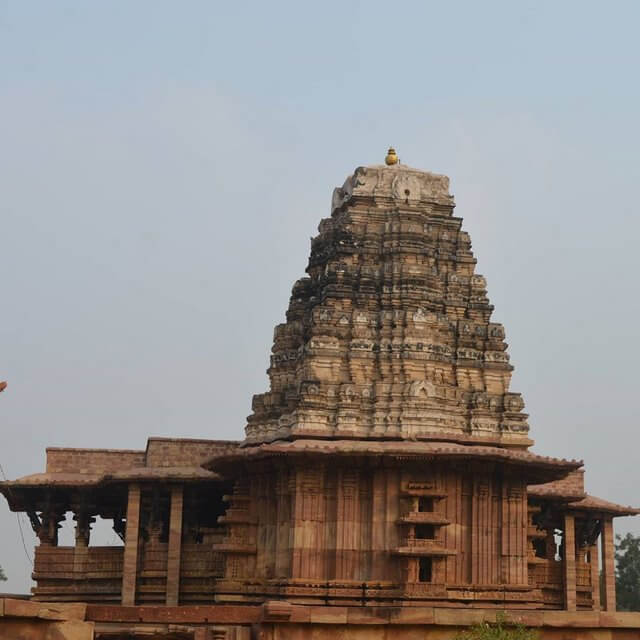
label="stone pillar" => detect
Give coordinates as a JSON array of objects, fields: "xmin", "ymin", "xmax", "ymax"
[
  {"xmin": 74, "ymin": 510, "xmax": 93, "ymax": 548},
  {"xmin": 370, "ymin": 469, "xmax": 386, "ymax": 581},
  {"xmin": 471, "ymin": 476, "xmax": 492, "ymax": 584},
  {"xmin": 590, "ymin": 542, "xmax": 600, "ymax": 611},
  {"xmin": 122, "ymin": 483, "xmax": 141, "ymax": 606},
  {"xmin": 37, "ymin": 509, "xmax": 63, "ymax": 546},
  {"xmin": 291, "ymin": 467, "xmax": 326, "ymax": 580},
  {"xmin": 563, "ymin": 513, "xmax": 576, "ymax": 611},
  {"xmin": 601, "ymin": 517, "xmax": 616, "ymax": 611},
  {"xmin": 501, "ymin": 482, "xmax": 527, "ymax": 585},
  {"xmin": 274, "ymin": 469, "xmax": 292, "ymax": 578},
  {"xmin": 333, "ymin": 468, "xmax": 358, "ymax": 580},
  {"xmin": 406, "ymin": 557, "xmax": 418, "ymax": 583},
  {"xmin": 166, "ymin": 484, "xmax": 184, "ymax": 606},
  {"xmin": 73, "ymin": 510, "xmax": 94, "ymax": 576}
]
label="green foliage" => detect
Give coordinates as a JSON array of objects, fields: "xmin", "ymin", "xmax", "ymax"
[
  {"xmin": 616, "ymin": 532, "xmax": 640, "ymax": 611},
  {"xmin": 454, "ymin": 613, "xmax": 538, "ymax": 640},
  {"xmin": 0, "ymin": 564, "xmax": 6, "ymax": 581}
]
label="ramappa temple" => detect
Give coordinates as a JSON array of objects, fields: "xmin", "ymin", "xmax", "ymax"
[{"xmin": 1, "ymin": 150, "xmax": 639, "ymax": 639}]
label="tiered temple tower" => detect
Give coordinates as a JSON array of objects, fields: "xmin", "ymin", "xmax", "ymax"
[
  {"xmin": 1, "ymin": 152, "xmax": 638, "ymax": 639},
  {"xmin": 246, "ymin": 156, "xmax": 529, "ymax": 447}
]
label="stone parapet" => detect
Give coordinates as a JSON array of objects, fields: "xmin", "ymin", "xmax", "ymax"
[{"xmin": 46, "ymin": 448, "xmax": 145, "ymax": 474}]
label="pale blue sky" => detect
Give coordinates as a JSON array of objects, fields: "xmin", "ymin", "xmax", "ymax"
[{"xmin": 2, "ymin": 1, "xmax": 640, "ymax": 592}]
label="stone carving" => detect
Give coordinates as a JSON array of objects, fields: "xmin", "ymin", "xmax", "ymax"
[
  {"xmin": 409, "ymin": 380, "xmax": 436, "ymax": 398},
  {"xmin": 392, "ymin": 173, "xmax": 422, "ymax": 203},
  {"xmin": 247, "ymin": 161, "xmax": 530, "ymax": 447}
]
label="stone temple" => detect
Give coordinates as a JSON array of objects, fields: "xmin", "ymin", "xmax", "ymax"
[{"xmin": 1, "ymin": 151, "xmax": 639, "ymax": 639}]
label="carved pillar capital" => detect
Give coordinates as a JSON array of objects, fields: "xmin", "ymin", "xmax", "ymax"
[
  {"xmin": 32, "ymin": 508, "xmax": 64, "ymax": 546},
  {"xmin": 73, "ymin": 510, "xmax": 95, "ymax": 547}
]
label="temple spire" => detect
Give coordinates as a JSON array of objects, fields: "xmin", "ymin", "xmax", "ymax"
[{"xmin": 245, "ymin": 161, "xmax": 530, "ymax": 448}]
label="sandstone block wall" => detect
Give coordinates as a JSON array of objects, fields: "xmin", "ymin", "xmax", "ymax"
[
  {"xmin": 145, "ymin": 438, "xmax": 239, "ymax": 467},
  {"xmin": 46, "ymin": 448, "xmax": 145, "ymax": 473}
]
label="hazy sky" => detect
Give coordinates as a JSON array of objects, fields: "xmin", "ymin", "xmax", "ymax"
[{"xmin": 2, "ymin": 1, "xmax": 640, "ymax": 593}]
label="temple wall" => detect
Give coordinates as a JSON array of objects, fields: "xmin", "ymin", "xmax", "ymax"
[
  {"xmin": 44, "ymin": 439, "xmax": 240, "ymax": 474},
  {"xmin": 27, "ymin": 471, "xmax": 601, "ymax": 609},
  {"xmin": 145, "ymin": 438, "xmax": 239, "ymax": 467},
  {"xmin": 45, "ymin": 448, "xmax": 145, "ymax": 473},
  {"xmin": 218, "ymin": 461, "xmax": 531, "ymax": 600}
]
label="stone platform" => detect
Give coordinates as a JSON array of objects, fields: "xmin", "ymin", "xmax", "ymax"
[{"xmin": 3, "ymin": 597, "xmax": 640, "ymax": 639}]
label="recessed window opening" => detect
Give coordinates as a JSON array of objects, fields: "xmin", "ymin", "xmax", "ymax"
[
  {"xmin": 416, "ymin": 524, "xmax": 435, "ymax": 539},
  {"xmin": 418, "ymin": 557, "xmax": 432, "ymax": 582},
  {"xmin": 418, "ymin": 497, "xmax": 434, "ymax": 512}
]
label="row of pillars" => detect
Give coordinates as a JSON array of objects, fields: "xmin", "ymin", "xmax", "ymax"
[
  {"xmin": 119, "ymin": 487, "xmax": 617, "ymax": 610},
  {"xmin": 562, "ymin": 513, "xmax": 616, "ymax": 612},
  {"xmin": 121, "ymin": 483, "xmax": 184, "ymax": 606}
]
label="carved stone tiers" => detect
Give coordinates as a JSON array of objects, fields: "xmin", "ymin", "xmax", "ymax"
[{"xmin": 246, "ymin": 163, "xmax": 530, "ymax": 448}]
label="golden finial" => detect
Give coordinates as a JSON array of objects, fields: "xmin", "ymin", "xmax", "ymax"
[{"xmin": 385, "ymin": 147, "xmax": 398, "ymax": 166}]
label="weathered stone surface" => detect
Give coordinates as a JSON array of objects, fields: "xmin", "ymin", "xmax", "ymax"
[
  {"xmin": 0, "ymin": 598, "xmax": 92, "ymax": 640},
  {"xmin": 0, "ymin": 619, "xmax": 93, "ymax": 640},
  {"xmin": 0, "ymin": 599, "xmax": 86, "ymax": 621},
  {"xmin": 246, "ymin": 162, "xmax": 530, "ymax": 448}
]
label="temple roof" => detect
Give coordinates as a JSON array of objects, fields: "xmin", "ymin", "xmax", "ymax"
[
  {"xmin": 0, "ymin": 466, "xmax": 220, "ymax": 489},
  {"xmin": 527, "ymin": 470, "xmax": 639, "ymax": 517},
  {"xmin": 0, "ymin": 466, "xmax": 223, "ymax": 511},
  {"xmin": 0, "ymin": 437, "xmax": 237, "ymax": 511},
  {"xmin": 527, "ymin": 470, "xmax": 586, "ymax": 501},
  {"xmin": 568, "ymin": 494, "xmax": 640, "ymax": 516},
  {"xmin": 204, "ymin": 438, "xmax": 581, "ymax": 483},
  {"xmin": 42, "ymin": 438, "xmax": 239, "ymax": 474}
]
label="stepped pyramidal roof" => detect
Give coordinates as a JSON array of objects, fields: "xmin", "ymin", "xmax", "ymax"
[{"xmin": 245, "ymin": 153, "xmax": 531, "ymax": 449}]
